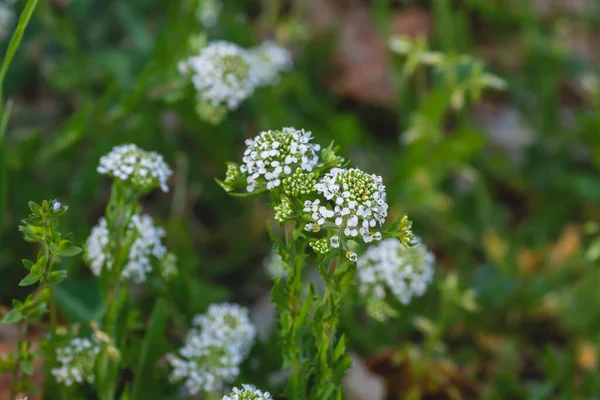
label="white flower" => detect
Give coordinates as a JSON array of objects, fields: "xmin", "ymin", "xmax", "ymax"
[
  {"xmin": 97, "ymin": 144, "xmax": 172, "ymax": 192},
  {"xmin": 330, "ymin": 236, "xmax": 340, "ymax": 248},
  {"xmin": 85, "ymin": 214, "xmax": 172, "ymax": 284},
  {"xmin": 264, "ymin": 251, "xmax": 286, "ymax": 278},
  {"xmin": 51, "ymin": 337, "xmax": 101, "ymax": 387},
  {"xmin": 222, "ymin": 384, "xmax": 273, "ymax": 400},
  {"xmin": 307, "ymin": 168, "xmax": 388, "ymax": 243},
  {"xmin": 180, "ymin": 41, "xmax": 260, "ymax": 111},
  {"xmin": 346, "ymin": 251, "xmax": 358, "ymax": 263},
  {"xmin": 167, "ymin": 303, "xmax": 256, "ymax": 396},
  {"xmin": 196, "ymin": 0, "xmax": 221, "ymax": 27},
  {"xmin": 357, "ymin": 237, "xmax": 435, "ymax": 306},
  {"xmin": 250, "ymin": 40, "xmax": 292, "ymax": 87},
  {"xmin": 240, "ymin": 127, "xmax": 321, "ymax": 192}
]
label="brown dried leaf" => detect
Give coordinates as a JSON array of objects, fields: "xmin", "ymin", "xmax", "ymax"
[
  {"xmin": 367, "ymin": 347, "xmax": 482, "ymax": 400},
  {"xmin": 548, "ymin": 224, "xmax": 581, "ymax": 267}
]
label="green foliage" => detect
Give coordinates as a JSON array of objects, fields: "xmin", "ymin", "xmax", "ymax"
[{"xmin": 1, "ymin": 0, "xmax": 600, "ymax": 399}]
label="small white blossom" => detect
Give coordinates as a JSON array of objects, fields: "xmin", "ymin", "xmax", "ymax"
[
  {"xmin": 180, "ymin": 41, "xmax": 260, "ymax": 111},
  {"xmin": 167, "ymin": 303, "xmax": 256, "ymax": 396},
  {"xmin": 97, "ymin": 144, "xmax": 172, "ymax": 192},
  {"xmin": 251, "ymin": 40, "xmax": 292, "ymax": 87},
  {"xmin": 330, "ymin": 236, "xmax": 340, "ymax": 248},
  {"xmin": 264, "ymin": 251, "xmax": 286, "ymax": 278},
  {"xmin": 240, "ymin": 127, "xmax": 321, "ymax": 192},
  {"xmin": 51, "ymin": 337, "xmax": 101, "ymax": 387},
  {"xmin": 357, "ymin": 237, "xmax": 435, "ymax": 306},
  {"xmin": 222, "ymin": 384, "xmax": 273, "ymax": 400},
  {"xmin": 306, "ymin": 168, "xmax": 388, "ymax": 244},
  {"xmin": 85, "ymin": 214, "xmax": 172, "ymax": 284}
]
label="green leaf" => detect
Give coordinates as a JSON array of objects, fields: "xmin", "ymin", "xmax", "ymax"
[
  {"xmin": 131, "ymin": 299, "xmax": 168, "ymax": 400},
  {"xmin": 54, "ymin": 279, "xmax": 105, "ymax": 324},
  {"xmin": 47, "ymin": 270, "xmax": 68, "ymax": 284},
  {"xmin": 21, "ymin": 359, "xmax": 34, "ymax": 376},
  {"xmin": 19, "ymin": 272, "xmax": 41, "ymax": 286},
  {"xmin": 22, "ymin": 259, "xmax": 34, "ymax": 270},
  {"xmin": 3, "ymin": 308, "xmax": 24, "ymax": 324},
  {"xmin": 56, "ymin": 245, "xmax": 82, "ymax": 257}
]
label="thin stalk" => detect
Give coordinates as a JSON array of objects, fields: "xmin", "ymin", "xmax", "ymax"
[
  {"xmin": 0, "ymin": 0, "xmax": 39, "ymax": 241},
  {"xmin": 9, "ymin": 247, "xmax": 52, "ymax": 399}
]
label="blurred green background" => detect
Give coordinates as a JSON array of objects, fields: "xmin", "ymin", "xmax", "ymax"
[{"xmin": 1, "ymin": 0, "xmax": 600, "ymax": 398}]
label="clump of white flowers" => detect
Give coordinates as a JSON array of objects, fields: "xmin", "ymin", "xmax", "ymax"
[
  {"xmin": 241, "ymin": 127, "xmax": 321, "ymax": 192},
  {"xmin": 251, "ymin": 40, "xmax": 293, "ymax": 87},
  {"xmin": 357, "ymin": 237, "xmax": 435, "ymax": 307},
  {"xmin": 196, "ymin": 0, "xmax": 221, "ymax": 27},
  {"xmin": 85, "ymin": 213, "xmax": 175, "ymax": 283},
  {"xmin": 222, "ymin": 384, "xmax": 273, "ymax": 400},
  {"xmin": 167, "ymin": 303, "xmax": 256, "ymax": 396},
  {"xmin": 179, "ymin": 41, "xmax": 259, "ymax": 116},
  {"xmin": 51, "ymin": 337, "xmax": 101, "ymax": 387},
  {"xmin": 97, "ymin": 144, "xmax": 172, "ymax": 193},
  {"xmin": 303, "ymin": 168, "xmax": 388, "ymax": 253}
]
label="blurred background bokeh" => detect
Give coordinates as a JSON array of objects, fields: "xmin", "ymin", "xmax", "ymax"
[{"xmin": 1, "ymin": 0, "xmax": 600, "ymax": 398}]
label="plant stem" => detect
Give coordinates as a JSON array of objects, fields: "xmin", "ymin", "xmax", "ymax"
[{"xmin": 9, "ymin": 247, "xmax": 52, "ymax": 399}]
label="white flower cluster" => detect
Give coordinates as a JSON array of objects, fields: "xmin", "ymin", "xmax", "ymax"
[
  {"xmin": 241, "ymin": 127, "xmax": 321, "ymax": 192},
  {"xmin": 85, "ymin": 213, "xmax": 172, "ymax": 283},
  {"xmin": 51, "ymin": 337, "xmax": 101, "ymax": 387},
  {"xmin": 222, "ymin": 384, "xmax": 273, "ymax": 400},
  {"xmin": 357, "ymin": 237, "xmax": 435, "ymax": 305},
  {"xmin": 251, "ymin": 40, "xmax": 293, "ymax": 87},
  {"xmin": 180, "ymin": 41, "xmax": 259, "ymax": 111},
  {"xmin": 167, "ymin": 303, "xmax": 256, "ymax": 396},
  {"xmin": 304, "ymin": 168, "xmax": 388, "ymax": 246},
  {"xmin": 97, "ymin": 144, "xmax": 172, "ymax": 193},
  {"xmin": 196, "ymin": 0, "xmax": 221, "ymax": 27}
]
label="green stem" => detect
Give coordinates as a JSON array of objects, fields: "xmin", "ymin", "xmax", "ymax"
[
  {"xmin": 0, "ymin": 0, "xmax": 39, "ymax": 247},
  {"xmin": 9, "ymin": 246, "xmax": 52, "ymax": 399},
  {"xmin": 283, "ymin": 222, "xmax": 305, "ymax": 397}
]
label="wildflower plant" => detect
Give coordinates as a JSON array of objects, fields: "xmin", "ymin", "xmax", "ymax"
[
  {"xmin": 219, "ymin": 127, "xmax": 415, "ymax": 399},
  {"xmin": 178, "ymin": 40, "xmax": 292, "ymax": 124},
  {"xmin": 0, "ymin": 200, "xmax": 81, "ymax": 398},
  {"xmin": 222, "ymin": 384, "xmax": 273, "ymax": 400},
  {"xmin": 167, "ymin": 303, "xmax": 256, "ymax": 397},
  {"xmin": 81, "ymin": 143, "xmax": 175, "ymax": 399},
  {"xmin": 357, "ymin": 237, "xmax": 435, "ymax": 321}
]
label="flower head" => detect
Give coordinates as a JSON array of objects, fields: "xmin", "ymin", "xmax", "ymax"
[
  {"xmin": 167, "ymin": 303, "xmax": 256, "ymax": 396},
  {"xmin": 181, "ymin": 41, "xmax": 259, "ymax": 112},
  {"xmin": 51, "ymin": 336, "xmax": 101, "ymax": 387},
  {"xmin": 304, "ymin": 168, "xmax": 388, "ymax": 243},
  {"xmin": 240, "ymin": 127, "xmax": 321, "ymax": 192},
  {"xmin": 85, "ymin": 214, "xmax": 172, "ymax": 283},
  {"xmin": 357, "ymin": 237, "xmax": 434, "ymax": 306},
  {"xmin": 251, "ymin": 40, "xmax": 292, "ymax": 87},
  {"xmin": 222, "ymin": 384, "xmax": 273, "ymax": 400},
  {"xmin": 97, "ymin": 144, "xmax": 172, "ymax": 193}
]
